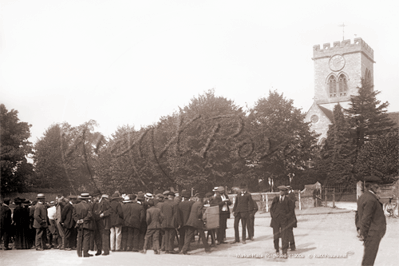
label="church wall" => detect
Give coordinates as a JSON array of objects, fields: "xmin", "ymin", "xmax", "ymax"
[{"xmin": 305, "ymin": 103, "xmax": 331, "ymax": 144}]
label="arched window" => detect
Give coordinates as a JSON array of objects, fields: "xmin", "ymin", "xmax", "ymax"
[
  {"xmin": 338, "ymin": 75, "xmax": 348, "ymax": 96},
  {"xmin": 329, "ymin": 76, "xmax": 337, "ymax": 97}
]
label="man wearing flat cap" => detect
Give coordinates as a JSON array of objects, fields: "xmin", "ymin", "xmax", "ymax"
[
  {"xmin": 356, "ymin": 177, "xmax": 386, "ymax": 266},
  {"xmin": 33, "ymin": 193, "xmax": 48, "ymax": 251},
  {"xmin": 270, "ymin": 186, "xmax": 295, "ymax": 257},
  {"xmin": 232, "ymin": 183, "xmax": 254, "ymax": 244}
]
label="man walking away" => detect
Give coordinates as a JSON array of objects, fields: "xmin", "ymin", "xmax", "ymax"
[
  {"xmin": 357, "ymin": 177, "xmax": 386, "ymax": 266},
  {"xmin": 110, "ymin": 193, "xmax": 124, "ymax": 252},
  {"xmin": 33, "ymin": 194, "xmax": 48, "ymax": 251},
  {"xmin": 142, "ymin": 199, "xmax": 163, "ymax": 254}
]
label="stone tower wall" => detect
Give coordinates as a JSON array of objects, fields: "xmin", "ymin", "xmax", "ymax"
[{"xmin": 312, "ymin": 38, "xmax": 374, "ymax": 105}]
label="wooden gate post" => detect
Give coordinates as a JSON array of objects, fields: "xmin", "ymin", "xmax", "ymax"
[{"xmin": 333, "ymin": 188, "xmax": 336, "ymax": 208}]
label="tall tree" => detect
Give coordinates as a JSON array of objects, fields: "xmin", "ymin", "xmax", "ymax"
[
  {"xmin": 355, "ymin": 132, "xmax": 398, "ymax": 182},
  {"xmin": 34, "ymin": 120, "xmax": 103, "ymax": 194},
  {"xmin": 319, "ymin": 104, "xmax": 357, "ymax": 184},
  {"xmin": 345, "ymin": 79, "xmax": 396, "ymax": 149},
  {"xmin": 0, "ymin": 104, "xmax": 33, "ymax": 195},
  {"xmin": 246, "ymin": 90, "xmax": 318, "ymax": 189}
]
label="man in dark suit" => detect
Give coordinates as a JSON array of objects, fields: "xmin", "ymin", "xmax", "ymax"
[
  {"xmin": 0, "ymin": 198, "xmax": 12, "ymax": 250},
  {"xmin": 357, "ymin": 180, "xmax": 386, "ymax": 266},
  {"xmin": 61, "ymin": 196, "xmax": 75, "ymax": 250},
  {"xmin": 142, "ymin": 199, "xmax": 163, "ymax": 254},
  {"xmin": 177, "ymin": 190, "xmax": 194, "ymax": 252},
  {"xmin": 73, "ymin": 193, "xmax": 94, "ymax": 257},
  {"xmin": 181, "ymin": 194, "xmax": 210, "ymax": 254},
  {"xmin": 286, "ymin": 186, "xmax": 297, "ymax": 251},
  {"xmin": 160, "ymin": 191, "xmax": 178, "ymax": 254},
  {"xmin": 33, "ymin": 193, "xmax": 48, "ymax": 251},
  {"xmin": 232, "ymin": 183, "xmax": 254, "ymax": 244},
  {"xmin": 270, "ymin": 186, "xmax": 295, "ymax": 257},
  {"xmin": 122, "ymin": 194, "xmax": 144, "ymax": 252}
]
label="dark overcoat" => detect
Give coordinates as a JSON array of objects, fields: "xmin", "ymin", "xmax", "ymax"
[
  {"xmin": 232, "ymin": 192, "xmax": 254, "ymax": 219},
  {"xmin": 160, "ymin": 200, "xmax": 177, "ymax": 229},
  {"xmin": 185, "ymin": 201, "xmax": 205, "ymax": 229},
  {"xmin": 146, "ymin": 206, "xmax": 163, "ymax": 229},
  {"xmin": 122, "ymin": 202, "xmax": 144, "ymax": 229},
  {"xmin": 0, "ymin": 204, "xmax": 12, "ymax": 231},
  {"xmin": 61, "ymin": 203, "xmax": 75, "ymax": 229},
  {"xmin": 110, "ymin": 199, "xmax": 124, "ymax": 227},
  {"xmin": 270, "ymin": 196, "xmax": 296, "ymax": 228},
  {"xmin": 73, "ymin": 200, "xmax": 94, "ymax": 230},
  {"xmin": 33, "ymin": 202, "xmax": 48, "ymax": 229},
  {"xmin": 177, "ymin": 200, "xmax": 194, "ymax": 227},
  {"xmin": 357, "ymin": 190, "xmax": 386, "ymax": 239}
]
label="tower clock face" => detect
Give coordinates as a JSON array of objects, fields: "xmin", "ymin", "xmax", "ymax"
[
  {"xmin": 311, "ymin": 115, "xmax": 319, "ymax": 123},
  {"xmin": 329, "ymin": 55, "xmax": 345, "ymax": 72}
]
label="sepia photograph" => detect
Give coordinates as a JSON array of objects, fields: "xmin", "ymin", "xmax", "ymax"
[{"xmin": 1, "ymin": 1, "xmax": 398, "ymax": 265}]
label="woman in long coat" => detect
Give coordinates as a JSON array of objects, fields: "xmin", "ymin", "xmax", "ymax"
[{"xmin": 13, "ymin": 198, "xmax": 31, "ymax": 249}]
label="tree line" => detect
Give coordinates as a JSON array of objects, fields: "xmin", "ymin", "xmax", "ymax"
[{"xmin": 1, "ymin": 84, "xmax": 397, "ymax": 197}]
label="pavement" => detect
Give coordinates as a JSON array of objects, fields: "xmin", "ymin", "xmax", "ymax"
[{"xmin": 1, "ymin": 206, "xmax": 398, "ymax": 266}]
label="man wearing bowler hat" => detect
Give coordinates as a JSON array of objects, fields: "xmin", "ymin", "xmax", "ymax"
[
  {"xmin": 357, "ymin": 176, "xmax": 386, "ymax": 266},
  {"xmin": 73, "ymin": 193, "xmax": 94, "ymax": 257},
  {"xmin": 33, "ymin": 193, "xmax": 48, "ymax": 251},
  {"xmin": 270, "ymin": 185, "xmax": 295, "ymax": 257}
]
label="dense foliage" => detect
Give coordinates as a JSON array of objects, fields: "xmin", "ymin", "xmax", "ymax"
[{"xmin": 0, "ymin": 104, "xmax": 34, "ymax": 195}]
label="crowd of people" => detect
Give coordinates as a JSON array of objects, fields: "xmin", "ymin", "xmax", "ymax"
[{"xmin": 2, "ymin": 183, "xmax": 294, "ymax": 257}]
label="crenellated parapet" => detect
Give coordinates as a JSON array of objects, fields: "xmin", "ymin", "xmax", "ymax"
[{"xmin": 313, "ymin": 38, "xmax": 374, "ymax": 61}]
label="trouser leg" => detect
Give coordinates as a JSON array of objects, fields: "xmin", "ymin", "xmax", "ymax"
[
  {"xmin": 83, "ymin": 229, "xmax": 91, "ymax": 257},
  {"xmin": 233, "ymin": 215, "xmax": 240, "ymax": 242},
  {"xmin": 110, "ymin": 227, "xmax": 115, "ymax": 251},
  {"xmin": 362, "ymin": 230, "xmax": 385, "ymax": 266},
  {"xmin": 56, "ymin": 221, "xmax": 65, "ymax": 248},
  {"xmin": 102, "ymin": 229, "xmax": 110, "ymax": 255},
  {"xmin": 132, "ymin": 228, "xmax": 140, "ymax": 251},
  {"xmin": 76, "ymin": 228, "xmax": 83, "ymax": 257},
  {"xmin": 153, "ymin": 230, "xmax": 160, "ymax": 251},
  {"xmin": 35, "ymin": 228, "xmax": 44, "ymax": 249},
  {"xmin": 182, "ymin": 227, "xmax": 194, "ymax": 253},
  {"xmin": 115, "ymin": 226, "xmax": 122, "ymax": 251},
  {"xmin": 178, "ymin": 227, "xmax": 185, "ymax": 251},
  {"xmin": 198, "ymin": 228, "xmax": 209, "ymax": 251},
  {"xmin": 241, "ymin": 217, "xmax": 247, "ymax": 241},
  {"xmin": 288, "ymin": 227, "xmax": 295, "ymax": 248},
  {"xmin": 280, "ymin": 223, "xmax": 289, "ymax": 253},
  {"xmin": 272, "ymin": 225, "xmax": 280, "ymax": 251},
  {"xmin": 164, "ymin": 229, "xmax": 171, "ymax": 252},
  {"xmin": 64, "ymin": 228, "xmax": 71, "ymax": 248}
]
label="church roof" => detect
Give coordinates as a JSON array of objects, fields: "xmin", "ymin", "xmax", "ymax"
[
  {"xmin": 387, "ymin": 112, "xmax": 399, "ymax": 127},
  {"xmin": 318, "ymin": 105, "xmax": 334, "ymax": 122}
]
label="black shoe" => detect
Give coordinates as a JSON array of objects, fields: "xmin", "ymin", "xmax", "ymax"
[
  {"xmin": 4, "ymin": 247, "xmax": 12, "ymax": 250},
  {"xmin": 242, "ymin": 241, "xmax": 246, "ymax": 244},
  {"xmin": 231, "ymin": 241, "xmax": 240, "ymax": 244},
  {"xmin": 249, "ymin": 237, "xmax": 254, "ymax": 241},
  {"xmin": 290, "ymin": 246, "xmax": 296, "ymax": 251},
  {"xmin": 140, "ymin": 250, "xmax": 146, "ymax": 254},
  {"xmin": 95, "ymin": 251, "xmax": 101, "ymax": 256},
  {"xmin": 83, "ymin": 254, "xmax": 93, "ymax": 257},
  {"xmin": 220, "ymin": 241, "xmax": 228, "ymax": 244},
  {"xmin": 154, "ymin": 250, "xmax": 160, "ymax": 254},
  {"xmin": 205, "ymin": 249, "xmax": 211, "ymax": 253},
  {"xmin": 275, "ymin": 250, "xmax": 279, "ymax": 254},
  {"xmin": 102, "ymin": 253, "xmax": 109, "ymax": 256}
]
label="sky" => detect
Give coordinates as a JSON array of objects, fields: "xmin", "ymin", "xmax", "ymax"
[{"xmin": 1, "ymin": 0, "xmax": 399, "ymax": 144}]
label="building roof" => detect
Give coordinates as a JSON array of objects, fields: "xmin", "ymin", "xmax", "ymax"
[{"xmin": 318, "ymin": 105, "xmax": 334, "ymax": 122}]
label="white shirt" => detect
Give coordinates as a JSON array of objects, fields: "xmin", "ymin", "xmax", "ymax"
[{"xmin": 47, "ymin": 206, "xmax": 57, "ymax": 220}]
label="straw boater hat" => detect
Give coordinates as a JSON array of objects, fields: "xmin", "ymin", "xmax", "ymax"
[
  {"xmin": 212, "ymin": 187, "xmax": 219, "ymax": 192},
  {"xmin": 278, "ymin": 185, "xmax": 289, "ymax": 191},
  {"xmin": 79, "ymin": 193, "xmax": 91, "ymax": 199},
  {"xmin": 216, "ymin": 186, "xmax": 224, "ymax": 192},
  {"xmin": 144, "ymin": 193, "xmax": 153, "ymax": 199},
  {"xmin": 163, "ymin": 190, "xmax": 170, "ymax": 196},
  {"xmin": 36, "ymin": 193, "xmax": 45, "ymax": 199}
]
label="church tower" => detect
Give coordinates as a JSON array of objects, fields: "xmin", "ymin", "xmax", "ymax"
[{"xmin": 305, "ymin": 38, "xmax": 375, "ymax": 143}]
